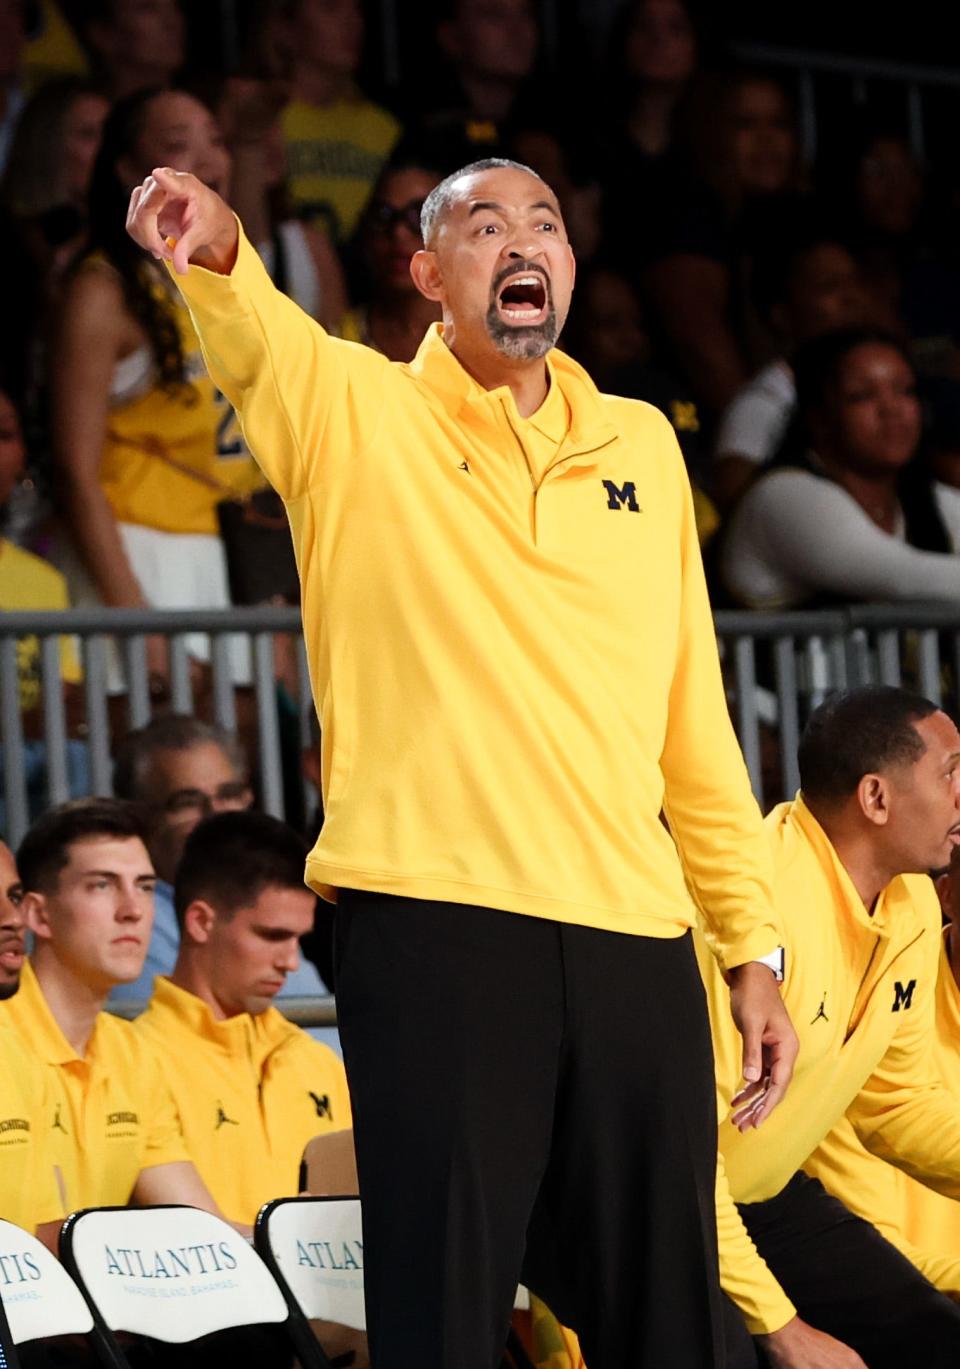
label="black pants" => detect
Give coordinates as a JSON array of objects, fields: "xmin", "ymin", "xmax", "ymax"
[
  {"xmin": 334, "ymin": 891, "xmax": 724, "ymax": 1369},
  {"xmin": 724, "ymin": 1174, "xmax": 960, "ymax": 1369}
]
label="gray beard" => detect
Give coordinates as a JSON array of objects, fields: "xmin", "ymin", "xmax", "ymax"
[{"xmin": 485, "ymin": 301, "xmax": 559, "ymax": 361}]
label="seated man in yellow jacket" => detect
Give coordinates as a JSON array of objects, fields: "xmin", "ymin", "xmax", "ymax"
[
  {"xmin": 133, "ymin": 809, "xmax": 351, "ymax": 1225},
  {"xmin": 804, "ymin": 837, "xmax": 960, "ymax": 1297},
  {"xmin": 0, "ymin": 839, "xmax": 62, "ymax": 1243},
  {"xmin": 10, "ymin": 798, "xmax": 226, "ymax": 1219},
  {"xmin": 707, "ymin": 686, "xmax": 960, "ymax": 1369}
]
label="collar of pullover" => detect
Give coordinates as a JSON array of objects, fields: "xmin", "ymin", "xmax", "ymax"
[
  {"xmin": 408, "ymin": 323, "xmax": 620, "ymax": 464},
  {"xmin": 151, "ymin": 975, "xmax": 296, "ymax": 1061},
  {"xmin": 788, "ymin": 795, "xmax": 895, "ymax": 939}
]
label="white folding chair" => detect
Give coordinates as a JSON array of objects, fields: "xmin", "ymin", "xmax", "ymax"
[
  {"xmin": 255, "ymin": 1196, "xmax": 364, "ymax": 1369},
  {"xmin": 59, "ymin": 1205, "xmax": 327, "ymax": 1368},
  {"xmin": 255, "ymin": 1196, "xmax": 536, "ymax": 1369},
  {"xmin": 0, "ymin": 1218, "xmax": 94, "ymax": 1369}
]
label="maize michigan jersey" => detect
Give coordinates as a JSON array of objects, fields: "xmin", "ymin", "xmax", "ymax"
[{"xmin": 92, "ymin": 261, "xmax": 264, "ymax": 535}]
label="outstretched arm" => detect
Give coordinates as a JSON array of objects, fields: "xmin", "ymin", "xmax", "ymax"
[{"xmin": 126, "ymin": 168, "xmax": 388, "ymax": 501}]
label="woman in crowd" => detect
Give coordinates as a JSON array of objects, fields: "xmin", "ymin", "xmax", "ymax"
[
  {"xmin": 339, "ymin": 151, "xmax": 442, "ymax": 362},
  {"xmin": 49, "ymin": 88, "xmax": 264, "ymax": 697},
  {"xmin": 720, "ymin": 328, "xmax": 960, "ymax": 608},
  {"xmin": 642, "ymin": 67, "xmax": 807, "ymax": 417},
  {"xmin": 0, "ymin": 77, "xmax": 108, "ymax": 424},
  {"xmin": 597, "ymin": 0, "xmax": 701, "ymax": 267}
]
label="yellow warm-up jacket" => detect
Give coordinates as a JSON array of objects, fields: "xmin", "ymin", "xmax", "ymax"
[
  {"xmin": 134, "ymin": 977, "xmax": 352, "ymax": 1225},
  {"xmin": 171, "ymin": 229, "xmax": 778, "ymax": 962},
  {"xmin": 805, "ymin": 930, "xmax": 960, "ymax": 1294},
  {"xmin": 700, "ymin": 796, "xmax": 960, "ymax": 1334}
]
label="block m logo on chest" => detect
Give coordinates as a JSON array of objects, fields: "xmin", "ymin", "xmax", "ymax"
[
  {"xmin": 892, "ymin": 979, "xmax": 917, "ymax": 1012},
  {"xmin": 601, "ymin": 479, "xmax": 641, "ymax": 512}
]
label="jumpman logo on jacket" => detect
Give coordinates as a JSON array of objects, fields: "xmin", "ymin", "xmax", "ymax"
[
  {"xmin": 52, "ymin": 1103, "xmax": 68, "ymax": 1134},
  {"xmin": 215, "ymin": 1101, "xmax": 239, "ymax": 1129},
  {"xmin": 811, "ymin": 993, "xmax": 829, "ymax": 1025},
  {"xmin": 309, "ymin": 1091, "xmax": 332, "ymax": 1119}
]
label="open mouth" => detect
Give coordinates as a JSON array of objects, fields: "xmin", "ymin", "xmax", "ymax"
[{"xmin": 496, "ymin": 273, "xmax": 548, "ymax": 324}]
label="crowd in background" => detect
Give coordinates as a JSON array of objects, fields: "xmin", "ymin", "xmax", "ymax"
[{"xmin": 5, "ymin": 0, "xmax": 960, "ymax": 821}]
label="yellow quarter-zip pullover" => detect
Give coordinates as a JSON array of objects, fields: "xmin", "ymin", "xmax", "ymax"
[
  {"xmin": 3, "ymin": 961, "xmax": 187, "ymax": 1211},
  {"xmin": 702, "ymin": 797, "xmax": 960, "ymax": 1334},
  {"xmin": 805, "ymin": 929, "xmax": 960, "ymax": 1294},
  {"xmin": 134, "ymin": 977, "xmax": 351, "ymax": 1225},
  {"xmin": 170, "ymin": 229, "xmax": 777, "ymax": 966},
  {"xmin": 0, "ymin": 1007, "xmax": 61, "ymax": 1231}
]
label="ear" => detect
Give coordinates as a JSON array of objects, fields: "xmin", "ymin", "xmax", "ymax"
[
  {"xmin": 857, "ymin": 773, "xmax": 890, "ymax": 827},
  {"xmin": 22, "ymin": 891, "xmax": 53, "ymax": 942},
  {"xmin": 182, "ymin": 899, "xmax": 218, "ymax": 945},
  {"xmin": 936, "ymin": 871, "xmax": 953, "ymax": 919},
  {"xmin": 410, "ymin": 249, "xmax": 445, "ymax": 304}
]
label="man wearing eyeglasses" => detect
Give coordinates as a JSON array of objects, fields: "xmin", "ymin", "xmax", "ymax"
[{"xmin": 110, "ymin": 714, "xmax": 328, "ymax": 1008}]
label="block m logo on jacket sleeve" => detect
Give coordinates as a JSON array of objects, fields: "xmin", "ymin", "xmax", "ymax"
[
  {"xmin": 601, "ymin": 480, "xmax": 640, "ymax": 512},
  {"xmin": 892, "ymin": 979, "xmax": 917, "ymax": 1012}
]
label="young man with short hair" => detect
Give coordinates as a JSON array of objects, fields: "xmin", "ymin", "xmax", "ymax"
[
  {"xmin": 711, "ymin": 688, "xmax": 960, "ymax": 1369},
  {"xmin": 133, "ymin": 810, "xmax": 350, "ymax": 1225},
  {"xmin": 0, "ymin": 839, "xmax": 62, "ymax": 1240},
  {"xmin": 11, "ymin": 799, "xmax": 223, "ymax": 1216}
]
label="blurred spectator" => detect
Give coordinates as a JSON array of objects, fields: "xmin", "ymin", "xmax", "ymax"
[
  {"xmin": 1, "ymin": 76, "xmax": 108, "ymax": 285},
  {"xmin": 712, "ymin": 232, "xmax": 873, "ymax": 508},
  {"xmin": 0, "ymin": 0, "xmax": 27, "ymax": 175},
  {"xmin": 0, "ymin": 384, "xmax": 86, "ymax": 836},
  {"xmin": 564, "ymin": 263, "xmax": 716, "ymax": 542},
  {"xmin": 643, "ymin": 67, "xmax": 807, "ymax": 417},
  {"xmin": 340, "ymin": 151, "xmax": 442, "ymax": 361},
  {"xmin": 596, "ymin": 0, "xmax": 701, "ymax": 267},
  {"xmin": 134, "ymin": 810, "xmax": 350, "ymax": 1225},
  {"xmin": 80, "ymin": 0, "xmax": 185, "ymax": 101},
  {"xmin": 110, "ymin": 714, "xmax": 330, "ymax": 1007},
  {"xmin": 49, "ymin": 88, "xmax": 265, "ymax": 694},
  {"xmin": 720, "ymin": 329, "xmax": 960, "ymax": 609},
  {"xmin": 411, "ymin": 0, "xmax": 542, "ymax": 162},
  {"xmin": 266, "ymin": 0, "xmax": 400, "ymax": 242},
  {"xmin": 209, "ymin": 74, "xmax": 347, "ymax": 330}
]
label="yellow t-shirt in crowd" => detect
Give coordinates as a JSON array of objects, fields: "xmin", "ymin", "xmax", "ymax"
[
  {"xmin": 90, "ymin": 261, "xmax": 264, "ymax": 535},
  {"xmin": 0, "ymin": 1007, "xmax": 62, "ymax": 1232},
  {"xmin": 134, "ymin": 976, "xmax": 351, "ymax": 1225},
  {"xmin": 170, "ymin": 229, "xmax": 779, "ymax": 966},
  {"xmin": 23, "ymin": 0, "xmax": 89, "ymax": 91},
  {"xmin": 4, "ymin": 961, "xmax": 188, "ymax": 1211},
  {"xmin": 805, "ymin": 929, "xmax": 960, "ymax": 1295},
  {"xmin": 0, "ymin": 539, "xmax": 81, "ymax": 711},
  {"xmin": 281, "ymin": 97, "xmax": 400, "ymax": 242}
]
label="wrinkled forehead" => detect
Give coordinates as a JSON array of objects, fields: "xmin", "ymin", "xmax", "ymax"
[{"xmin": 444, "ymin": 167, "xmax": 561, "ymax": 227}]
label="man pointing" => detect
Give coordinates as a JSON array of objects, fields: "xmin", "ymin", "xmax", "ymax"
[{"xmin": 127, "ymin": 156, "xmax": 795, "ymax": 1369}]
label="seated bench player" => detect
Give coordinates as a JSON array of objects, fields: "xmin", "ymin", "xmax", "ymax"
[
  {"xmin": 704, "ymin": 688, "xmax": 960, "ymax": 1369},
  {"xmin": 10, "ymin": 799, "xmax": 226, "ymax": 1217},
  {"xmin": 803, "ymin": 836, "xmax": 960, "ymax": 1296},
  {"xmin": 133, "ymin": 810, "xmax": 351, "ymax": 1226},
  {"xmin": 0, "ymin": 839, "xmax": 62, "ymax": 1244}
]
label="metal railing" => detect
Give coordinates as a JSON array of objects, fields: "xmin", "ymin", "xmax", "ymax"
[
  {"xmin": 4, "ymin": 603, "xmax": 960, "ymax": 842},
  {"xmin": 0, "ymin": 605, "xmax": 309, "ymax": 846}
]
